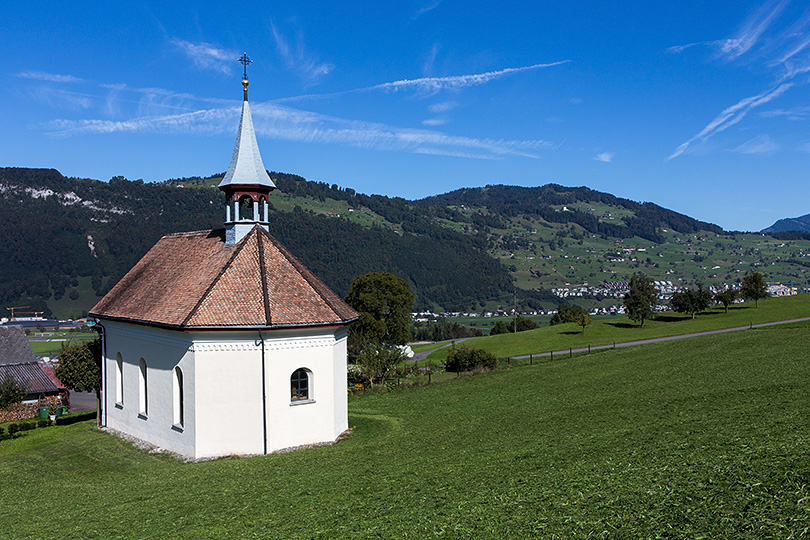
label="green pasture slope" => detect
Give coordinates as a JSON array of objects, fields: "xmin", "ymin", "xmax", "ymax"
[
  {"xmin": 1, "ymin": 323, "xmax": 808, "ymax": 538},
  {"xmin": 424, "ymin": 293, "xmax": 810, "ymax": 362}
]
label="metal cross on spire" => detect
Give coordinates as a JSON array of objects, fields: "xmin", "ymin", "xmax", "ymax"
[
  {"xmin": 239, "ymin": 53, "xmax": 252, "ymax": 100},
  {"xmin": 239, "ymin": 53, "xmax": 252, "ymax": 80}
]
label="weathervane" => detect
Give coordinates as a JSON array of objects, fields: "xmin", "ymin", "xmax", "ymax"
[{"xmin": 239, "ymin": 52, "xmax": 252, "ymax": 100}]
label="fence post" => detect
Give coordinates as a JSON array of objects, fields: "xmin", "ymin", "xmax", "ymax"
[
  {"xmin": 530, "ymin": 353, "xmax": 533, "ymax": 365},
  {"xmin": 550, "ymin": 350, "xmax": 553, "ymax": 361},
  {"xmin": 569, "ymin": 347, "xmax": 572, "ymax": 358},
  {"xmin": 588, "ymin": 344, "xmax": 591, "ymax": 353},
  {"xmin": 428, "ymin": 371, "xmax": 432, "ymax": 384},
  {"xmin": 507, "ymin": 356, "xmax": 511, "ymax": 368}
]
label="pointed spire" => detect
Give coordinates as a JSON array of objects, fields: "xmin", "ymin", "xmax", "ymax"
[
  {"xmin": 217, "ymin": 98, "xmax": 276, "ymax": 190},
  {"xmin": 219, "ymin": 56, "xmax": 276, "ymax": 245}
]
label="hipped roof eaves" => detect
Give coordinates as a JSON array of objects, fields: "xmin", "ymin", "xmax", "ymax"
[{"xmin": 91, "ymin": 313, "xmax": 356, "ymax": 332}]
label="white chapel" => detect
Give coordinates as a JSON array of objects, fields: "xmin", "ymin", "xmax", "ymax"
[{"xmin": 90, "ymin": 62, "xmax": 358, "ymax": 459}]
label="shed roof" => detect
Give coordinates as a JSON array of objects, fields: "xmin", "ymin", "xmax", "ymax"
[
  {"xmin": 90, "ymin": 225, "xmax": 358, "ymax": 330},
  {"xmin": 0, "ymin": 325, "xmax": 36, "ymax": 365},
  {"xmin": 0, "ymin": 362, "xmax": 63, "ymax": 394}
]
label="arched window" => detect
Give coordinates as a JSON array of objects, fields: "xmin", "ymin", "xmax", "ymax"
[
  {"xmin": 138, "ymin": 358, "xmax": 148, "ymax": 416},
  {"xmin": 290, "ymin": 368, "xmax": 311, "ymax": 402},
  {"xmin": 115, "ymin": 353, "xmax": 124, "ymax": 405},
  {"xmin": 173, "ymin": 366, "xmax": 184, "ymax": 427}
]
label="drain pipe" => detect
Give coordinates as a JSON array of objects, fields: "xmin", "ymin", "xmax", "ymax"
[
  {"xmin": 258, "ymin": 330, "xmax": 268, "ymax": 455},
  {"xmin": 94, "ymin": 321, "xmax": 107, "ymax": 427}
]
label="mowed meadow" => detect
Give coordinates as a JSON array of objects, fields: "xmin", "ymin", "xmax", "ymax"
[{"xmin": 1, "ymin": 322, "xmax": 809, "ymax": 538}]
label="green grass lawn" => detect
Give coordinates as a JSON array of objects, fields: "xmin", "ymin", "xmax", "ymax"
[
  {"xmin": 28, "ymin": 333, "xmax": 97, "ymax": 355},
  {"xmin": 1, "ymin": 322, "xmax": 808, "ymax": 538},
  {"xmin": 423, "ymin": 293, "xmax": 810, "ymax": 363}
]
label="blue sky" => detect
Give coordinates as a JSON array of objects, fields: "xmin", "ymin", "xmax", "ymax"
[{"xmin": 3, "ymin": 1, "xmax": 810, "ymax": 231}]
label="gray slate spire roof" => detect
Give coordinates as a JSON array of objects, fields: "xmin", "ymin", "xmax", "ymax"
[{"xmin": 217, "ymin": 98, "xmax": 276, "ymax": 190}]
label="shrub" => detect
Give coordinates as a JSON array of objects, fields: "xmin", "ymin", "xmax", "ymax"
[
  {"xmin": 7, "ymin": 423, "xmax": 19, "ymax": 435},
  {"xmin": 0, "ymin": 426, "xmax": 5, "ymax": 435},
  {"xmin": 18, "ymin": 422, "xmax": 35, "ymax": 431},
  {"xmin": 37, "ymin": 419, "xmax": 50, "ymax": 428},
  {"xmin": 446, "ymin": 346, "xmax": 498, "ymax": 372},
  {"xmin": 0, "ymin": 374, "xmax": 25, "ymax": 409}
]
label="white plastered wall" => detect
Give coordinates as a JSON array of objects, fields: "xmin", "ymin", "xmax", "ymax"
[
  {"xmin": 262, "ymin": 326, "xmax": 349, "ymax": 452},
  {"xmin": 102, "ymin": 321, "xmax": 196, "ymax": 458},
  {"xmin": 102, "ymin": 320, "xmax": 349, "ymax": 459}
]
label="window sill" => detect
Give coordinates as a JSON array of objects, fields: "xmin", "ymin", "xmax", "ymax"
[
  {"xmin": 290, "ymin": 399, "xmax": 315, "ymax": 406},
  {"xmin": 114, "ymin": 402, "xmax": 123, "ymax": 409},
  {"xmin": 171, "ymin": 423, "xmax": 184, "ymax": 432},
  {"xmin": 137, "ymin": 413, "xmax": 148, "ymax": 420}
]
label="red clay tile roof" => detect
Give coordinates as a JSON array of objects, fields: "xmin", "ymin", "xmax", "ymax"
[{"xmin": 90, "ymin": 226, "xmax": 358, "ymax": 329}]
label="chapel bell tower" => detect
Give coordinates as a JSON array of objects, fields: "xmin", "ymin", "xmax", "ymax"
[{"xmin": 218, "ymin": 53, "xmax": 276, "ymax": 245}]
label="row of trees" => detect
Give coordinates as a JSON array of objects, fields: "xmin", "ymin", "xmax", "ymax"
[{"xmin": 623, "ymin": 271, "xmax": 769, "ymax": 326}]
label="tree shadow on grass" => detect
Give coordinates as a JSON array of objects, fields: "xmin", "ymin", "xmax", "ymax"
[
  {"xmin": 605, "ymin": 321, "xmax": 639, "ymax": 329},
  {"xmin": 561, "ymin": 331, "xmax": 581, "ymax": 335},
  {"xmin": 654, "ymin": 315, "xmax": 689, "ymax": 323}
]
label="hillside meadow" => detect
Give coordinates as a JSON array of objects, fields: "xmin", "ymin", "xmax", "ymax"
[
  {"xmin": 421, "ymin": 293, "xmax": 810, "ymax": 362},
  {"xmin": 1, "ymin": 320, "xmax": 808, "ymax": 538}
]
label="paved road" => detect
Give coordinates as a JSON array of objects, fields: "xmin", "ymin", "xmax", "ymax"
[
  {"xmin": 410, "ymin": 337, "xmax": 474, "ymax": 362},
  {"xmin": 69, "ymin": 391, "xmax": 97, "ymax": 411},
  {"xmin": 511, "ymin": 316, "xmax": 810, "ymax": 360}
]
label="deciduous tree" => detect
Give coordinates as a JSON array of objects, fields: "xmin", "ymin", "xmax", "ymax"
[
  {"xmin": 671, "ymin": 284, "xmax": 712, "ymax": 319},
  {"xmin": 623, "ymin": 273, "xmax": 657, "ymax": 327},
  {"xmin": 741, "ymin": 271, "xmax": 768, "ymax": 308},
  {"xmin": 346, "ymin": 272, "xmax": 415, "ymax": 355},
  {"xmin": 714, "ymin": 288, "xmax": 738, "ymax": 314},
  {"xmin": 56, "ymin": 339, "xmax": 102, "ymax": 424},
  {"xmin": 0, "ymin": 374, "xmax": 24, "ymax": 409},
  {"xmin": 354, "ymin": 343, "xmax": 406, "ymax": 388},
  {"xmin": 574, "ymin": 311, "xmax": 592, "ymax": 333}
]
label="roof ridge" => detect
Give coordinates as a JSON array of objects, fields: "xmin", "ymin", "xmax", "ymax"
[
  {"xmin": 258, "ymin": 228, "xmax": 357, "ymax": 321},
  {"xmin": 256, "ymin": 228, "xmax": 273, "ymax": 326},
  {"xmin": 181, "ymin": 228, "xmax": 255, "ymax": 327}
]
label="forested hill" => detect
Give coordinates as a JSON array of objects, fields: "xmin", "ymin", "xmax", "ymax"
[
  {"xmin": 419, "ymin": 184, "xmax": 724, "ymax": 243},
  {"xmin": 762, "ymin": 213, "xmax": 810, "ymax": 234},
  {"xmin": 0, "ymin": 168, "xmax": 515, "ymax": 316},
  {"xmin": 1, "ymin": 167, "xmax": 749, "ymax": 319}
]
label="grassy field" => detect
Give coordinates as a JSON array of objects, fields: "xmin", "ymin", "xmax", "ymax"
[
  {"xmin": 1, "ymin": 321, "xmax": 808, "ymax": 538},
  {"xmin": 28, "ymin": 332, "xmax": 97, "ymax": 355},
  {"xmin": 422, "ymin": 293, "xmax": 810, "ymax": 363}
]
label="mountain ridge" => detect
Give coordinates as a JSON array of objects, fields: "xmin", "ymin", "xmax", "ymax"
[{"xmin": 3, "ymin": 166, "xmax": 808, "ymax": 319}]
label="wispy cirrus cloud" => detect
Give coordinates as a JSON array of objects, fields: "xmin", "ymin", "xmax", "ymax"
[
  {"xmin": 668, "ymin": 1, "xmax": 810, "ymax": 160},
  {"xmin": 717, "ymin": 0, "xmax": 789, "ymax": 60},
  {"xmin": 171, "ymin": 39, "xmax": 237, "ymax": 75},
  {"xmin": 44, "ymin": 99, "xmax": 555, "ymax": 160},
  {"xmin": 730, "ymin": 134, "xmax": 778, "ymax": 154},
  {"xmin": 422, "ymin": 118, "xmax": 448, "ymax": 126},
  {"xmin": 17, "ymin": 71, "xmax": 83, "ymax": 83},
  {"xmin": 30, "ymin": 87, "xmax": 93, "ymax": 110},
  {"xmin": 412, "ymin": 0, "xmax": 442, "ymax": 21},
  {"xmin": 269, "ymin": 20, "xmax": 333, "ymax": 83},
  {"xmin": 372, "ymin": 61, "xmax": 569, "ymax": 95},
  {"xmin": 668, "ymin": 83, "xmax": 792, "ymax": 160},
  {"xmin": 760, "ymin": 105, "xmax": 810, "ymax": 119},
  {"xmin": 593, "ymin": 151, "xmax": 615, "ymax": 163},
  {"xmin": 429, "ymin": 101, "xmax": 458, "ymax": 113},
  {"xmin": 667, "ymin": 0, "xmax": 789, "ymax": 61}
]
